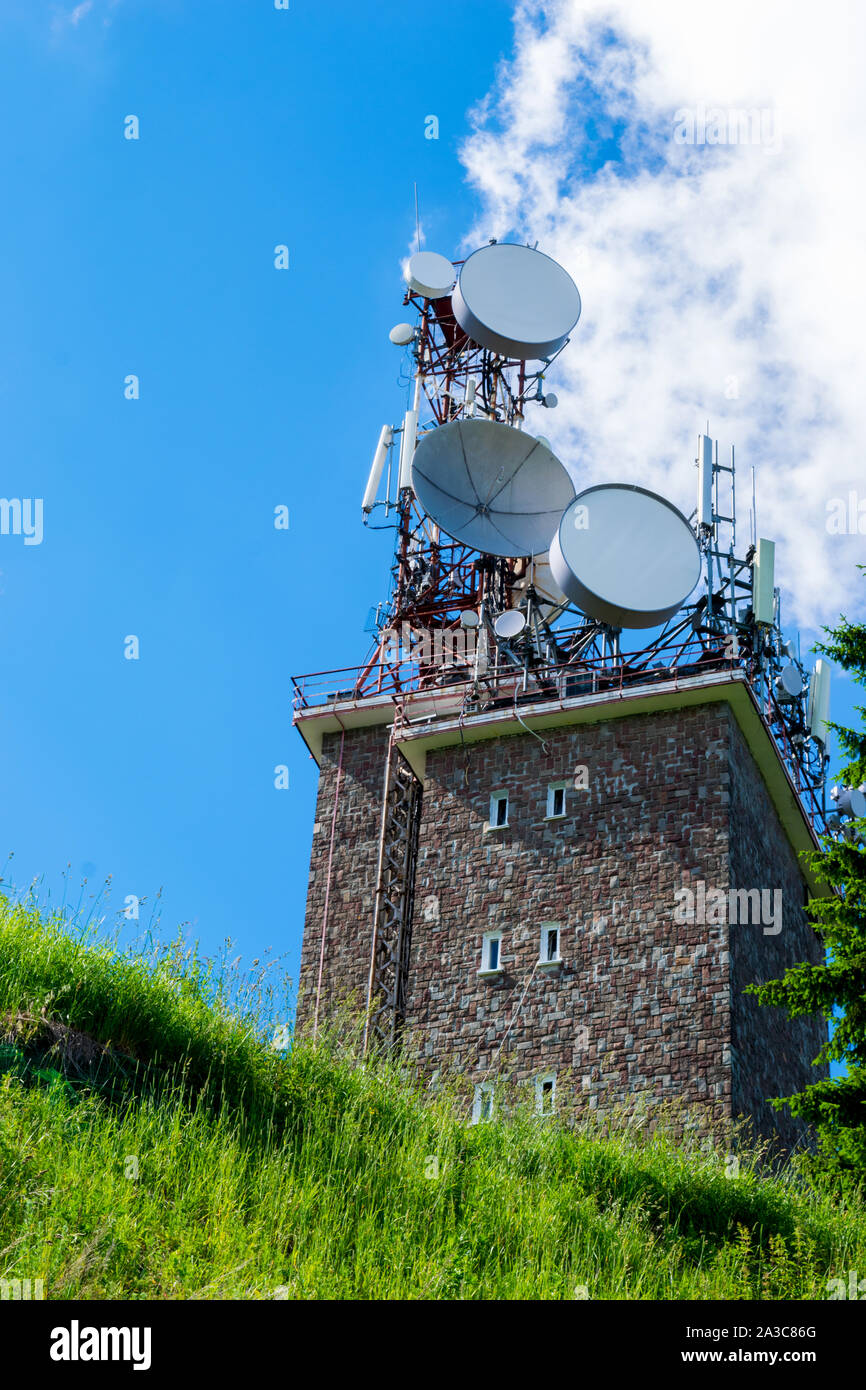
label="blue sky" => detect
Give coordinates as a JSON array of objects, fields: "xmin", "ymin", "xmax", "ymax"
[
  {"xmin": 0, "ymin": 0, "xmax": 521, "ymax": 993},
  {"xmin": 0, "ymin": 0, "xmax": 861, "ymax": 1027}
]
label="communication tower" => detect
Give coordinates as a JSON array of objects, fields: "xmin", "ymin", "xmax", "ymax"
[{"xmin": 292, "ymin": 240, "xmax": 841, "ymax": 1143}]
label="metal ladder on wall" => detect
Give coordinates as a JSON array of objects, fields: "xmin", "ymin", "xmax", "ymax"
[{"xmin": 363, "ymin": 737, "xmax": 423, "ymax": 1053}]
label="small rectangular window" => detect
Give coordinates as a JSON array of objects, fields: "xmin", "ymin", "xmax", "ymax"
[
  {"xmin": 489, "ymin": 790, "xmax": 509, "ymax": 828},
  {"xmin": 480, "ymin": 932, "xmax": 503, "ymax": 974},
  {"xmin": 535, "ymin": 1073, "xmax": 556, "ymax": 1116},
  {"xmin": 546, "ymin": 783, "xmax": 566, "ymax": 818},
  {"xmin": 539, "ymin": 923, "xmax": 561, "ymax": 965},
  {"xmin": 473, "ymin": 1082, "xmax": 494, "ymax": 1123}
]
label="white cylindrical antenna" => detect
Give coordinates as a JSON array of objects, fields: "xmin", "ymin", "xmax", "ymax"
[
  {"xmin": 474, "ymin": 621, "xmax": 489, "ymax": 678},
  {"xmin": 464, "ymin": 376, "xmax": 477, "ymax": 417},
  {"xmin": 362, "ymin": 425, "xmax": 393, "ymax": 512},
  {"xmin": 398, "ymin": 409, "xmax": 417, "ymax": 491},
  {"xmin": 750, "ymin": 463, "xmax": 757, "ymax": 549},
  {"xmin": 752, "ymin": 537, "xmax": 775, "ymax": 625},
  {"xmin": 730, "ymin": 443, "xmax": 736, "ymax": 551},
  {"xmin": 697, "ymin": 434, "xmax": 714, "ymax": 527},
  {"xmin": 807, "ymin": 658, "xmax": 831, "ymax": 745}
]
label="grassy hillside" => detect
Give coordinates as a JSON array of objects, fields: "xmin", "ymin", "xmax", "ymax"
[{"xmin": 1, "ymin": 896, "xmax": 865, "ymax": 1300}]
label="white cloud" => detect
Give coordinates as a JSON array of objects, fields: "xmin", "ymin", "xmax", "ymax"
[
  {"xmin": 459, "ymin": 0, "xmax": 866, "ymax": 631},
  {"xmin": 52, "ymin": 0, "xmax": 124, "ymax": 32},
  {"xmin": 53, "ymin": 0, "xmax": 94, "ymax": 27}
]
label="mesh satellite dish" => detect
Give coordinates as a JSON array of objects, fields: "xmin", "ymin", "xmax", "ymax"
[
  {"xmin": 405, "ymin": 251, "xmax": 455, "ymax": 300},
  {"xmin": 451, "ymin": 243, "xmax": 581, "ymax": 360},
  {"xmin": 550, "ymin": 484, "xmax": 701, "ymax": 629},
  {"xmin": 411, "ymin": 418, "xmax": 575, "ymax": 558},
  {"xmin": 493, "ymin": 610, "xmax": 527, "ymax": 640}
]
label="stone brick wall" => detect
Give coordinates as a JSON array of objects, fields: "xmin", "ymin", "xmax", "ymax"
[
  {"xmin": 405, "ymin": 704, "xmax": 733, "ymax": 1124},
  {"xmin": 296, "ymin": 724, "xmax": 391, "ymax": 1033},
  {"xmin": 727, "ymin": 716, "xmax": 828, "ymax": 1148},
  {"xmin": 297, "ymin": 699, "xmax": 827, "ymax": 1143}
]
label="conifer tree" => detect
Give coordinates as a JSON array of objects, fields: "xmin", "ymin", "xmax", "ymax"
[{"xmin": 747, "ymin": 567, "xmax": 866, "ymax": 1184}]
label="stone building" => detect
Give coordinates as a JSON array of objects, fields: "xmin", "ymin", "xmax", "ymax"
[{"xmin": 294, "ymin": 665, "xmax": 828, "ymax": 1145}]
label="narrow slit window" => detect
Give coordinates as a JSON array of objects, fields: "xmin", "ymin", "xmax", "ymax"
[{"xmin": 490, "ymin": 791, "xmax": 509, "ymax": 828}]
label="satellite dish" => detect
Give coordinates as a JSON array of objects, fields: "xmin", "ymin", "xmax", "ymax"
[
  {"xmin": 494, "ymin": 610, "xmax": 527, "ymax": 640},
  {"xmin": 405, "ymin": 251, "xmax": 455, "ymax": 300},
  {"xmin": 550, "ymin": 484, "xmax": 701, "ymax": 629},
  {"xmin": 389, "ymin": 323, "xmax": 415, "ymax": 345},
  {"xmin": 831, "ymin": 786, "xmax": 866, "ymax": 819},
  {"xmin": 411, "ymin": 418, "xmax": 575, "ymax": 558},
  {"xmin": 460, "ymin": 610, "xmax": 480, "ymax": 629},
  {"xmin": 774, "ymin": 665, "xmax": 803, "ymax": 702},
  {"xmin": 451, "ymin": 243, "xmax": 581, "ymax": 360}
]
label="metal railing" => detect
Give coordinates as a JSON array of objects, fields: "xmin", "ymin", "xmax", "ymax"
[
  {"xmin": 292, "ymin": 641, "xmax": 829, "ymax": 838},
  {"xmin": 291, "ymin": 638, "xmax": 737, "ymax": 710}
]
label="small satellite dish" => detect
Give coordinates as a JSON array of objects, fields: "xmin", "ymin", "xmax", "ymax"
[
  {"xmin": 460, "ymin": 610, "xmax": 480, "ymax": 629},
  {"xmin": 405, "ymin": 251, "xmax": 455, "ymax": 300},
  {"xmin": 451, "ymin": 243, "xmax": 581, "ymax": 360},
  {"xmin": 542, "ymin": 393, "xmax": 558, "ymax": 409},
  {"xmin": 493, "ymin": 610, "xmax": 527, "ymax": 640},
  {"xmin": 411, "ymin": 418, "xmax": 575, "ymax": 558},
  {"xmin": 831, "ymin": 785, "xmax": 866, "ymax": 818},
  {"xmin": 549, "ymin": 484, "xmax": 701, "ymax": 629},
  {"xmin": 389, "ymin": 323, "xmax": 415, "ymax": 345},
  {"xmin": 774, "ymin": 665, "xmax": 803, "ymax": 702}
]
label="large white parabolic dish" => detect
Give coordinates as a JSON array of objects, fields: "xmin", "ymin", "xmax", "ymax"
[
  {"xmin": 549, "ymin": 484, "xmax": 701, "ymax": 628},
  {"xmin": 411, "ymin": 418, "xmax": 575, "ymax": 558},
  {"xmin": 451, "ymin": 243, "xmax": 581, "ymax": 360}
]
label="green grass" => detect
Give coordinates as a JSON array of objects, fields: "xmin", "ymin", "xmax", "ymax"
[{"xmin": 1, "ymin": 895, "xmax": 865, "ymax": 1300}]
